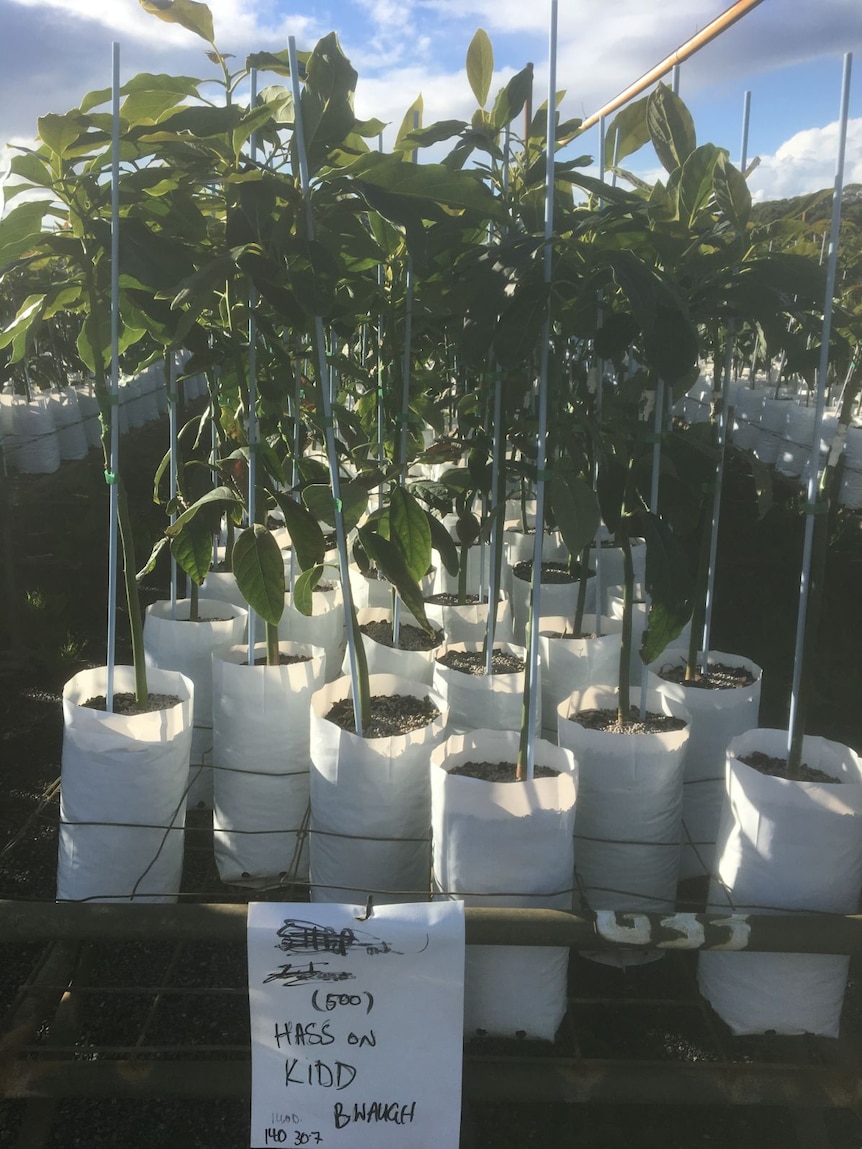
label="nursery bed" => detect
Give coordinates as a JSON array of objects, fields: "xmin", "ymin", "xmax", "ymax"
[
  {"xmin": 3, "ymin": 417, "xmax": 862, "ymax": 1147},
  {"xmin": 2, "ymin": 896, "xmax": 862, "ymax": 1148}
]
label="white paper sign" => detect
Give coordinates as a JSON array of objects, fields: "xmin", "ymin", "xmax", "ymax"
[{"xmin": 247, "ymin": 901, "xmax": 465, "ymax": 1149}]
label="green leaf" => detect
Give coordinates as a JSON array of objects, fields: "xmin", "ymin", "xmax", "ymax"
[
  {"xmin": 394, "ymin": 120, "xmax": 468, "ymax": 152},
  {"xmin": 37, "ymin": 111, "xmax": 89, "ymax": 157},
  {"xmin": 646, "ymin": 82, "xmax": 696, "ymax": 174},
  {"xmin": 118, "ymin": 74, "xmax": 202, "ymax": 124},
  {"xmin": 605, "ymin": 96, "xmax": 650, "ymax": 167},
  {"xmin": 271, "ymin": 492, "xmax": 327, "ymax": 571},
  {"xmin": 170, "ymin": 515, "xmax": 215, "ymax": 586},
  {"xmin": 165, "ymin": 485, "xmax": 243, "ymax": 537},
  {"xmin": 293, "ymin": 564, "xmax": 324, "ymax": 617},
  {"xmin": 677, "ymin": 144, "xmax": 723, "ymax": 228},
  {"xmin": 466, "ymin": 28, "xmax": 494, "ymax": 108},
  {"xmin": 491, "ymin": 63, "xmax": 534, "ymax": 130},
  {"xmin": 425, "ymin": 511, "xmax": 459, "ymax": 577},
  {"xmin": 713, "ymin": 153, "xmax": 751, "ymax": 235},
  {"xmin": 354, "ymin": 154, "xmax": 504, "ymax": 221},
  {"xmin": 138, "ymin": 0, "xmax": 214, "ymax": 44},
  {"xmin": 493, "ymin": 279, "xmax": 549, "ymax": 369},
  {"xmin": 357, "ymin": 526, "xmax": 432, "ymax": 632},
  {"xmin": 232, "ymin": 525, "xmax": 285, "ymax": 625},
  {"xmin": 302, "ymin": 481, "xmax": 368, "ymax": 533},
  {"xmin": 395, "ymin": 95, "xmax": 424, "ymax": 151},
  {"xmin": 0, "ymin": 295, "xmax": 44, "ymax": 354},
  {"xmin": 389, "ymin": 487, "xmax": 432, "ymax": 584},
  {"xmin": 548, "ymin": 474, "xmax": 601, "ymax": 559}
]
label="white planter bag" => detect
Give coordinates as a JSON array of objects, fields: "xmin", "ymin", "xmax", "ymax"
[
  {"xmin": 730, "ymin": 386, "xmax": 767, "ymax": 451},
  {"xmin": 212, "ymin": 641, "xmax": 326, "ymax": 885},
  {"xmin": 432, "ymin": 730, "xmax": 577, "ymax": 1040},
  {"xmin": 539, "ymin": 615, "xmax": 623, "ymax": 738},
  {"xmin": 589, "ymin": 527, "xmax": 646, "ymax": 608},
  {"xmin": 753, "ymin": 397, "xmax": 793, "ymax": 466},
  {"xmin": 309, "ymin": 673, "xmax": 448, "ymax": 904},
  {"xmin": 348, "ymin": 564, "xmax": 435, "ymax": 611},
  {"xmin": 431, "ymin": 640, "xmax": 537, "ymax": 734},
  {"xmin": 73, "ymin": 384, "xmax": 102, "ymax": 449},
  {"xmin": 839, "ymin": 425, "xmax": 862, "ymax": 510},
  {"xmin": 510, "ymin": 564, "xmax": 596, "ymax": 646},
  {"xmin": 651, "ymin": 648, "xmax": 762, "ymax": 881},
  {"xmin": 341, "ymin": 607, "xmax": 444, "ymax": 686},
  {"xmin": 777, "ymin": 403, "xmax": 815, "ymax": 480},
  {"xmin": 279, "ymin": 582, "xmax": 344, "ymax": 683},
  {"xmin": 432, "ymin": 544, "xmax": 491, "ymax": 598},
  {"xmin": 46, "ymin": 387, "xmax": 89, "ymax": 461},
  {"xmin": 144, "ymin": 598, "xmax": 248, "ymax": 808},
  {"xmin": 425, "ymin": 593, "xmax": 515, "ymax": 645},
  {"xmin": 557, "ymin": 685, "xmax": 690, "ymax": 964},
  {"xmin": 1, "ymin": 394, "xmax": 61, "ymax": 474},
  {"xmin": 502, "ymin": 528, "xmax": 566, "ymax": 596},
  {"xmin": 697, "ymin": 729, "xmax": 862, "ymax": 1037},
  {"xmin": 57, "ymin": 665, "xmax": 193, "ymax": 903}
]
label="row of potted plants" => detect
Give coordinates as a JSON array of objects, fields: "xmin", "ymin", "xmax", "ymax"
[{"xmin": 2, "ymin": 4, "xmax": 861, "ymax": 1043}]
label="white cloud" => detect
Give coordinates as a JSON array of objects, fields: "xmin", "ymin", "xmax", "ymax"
[
  {"xmin": 748, "ymin": 118, "xmax": 862, "ymax": 202},
  {"xmin": 6, "ymin": 0, "xmax": 323, "ymax": 49}
]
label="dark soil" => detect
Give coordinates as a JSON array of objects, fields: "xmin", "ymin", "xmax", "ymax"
[
  {"xmin": 739, "ymin": 750, "xmax": 836, "ymax": 784},
  {"xmin": 571, "ymin": 707, "xmax": 688, "ymax": 735},
  {"xmin": 360, "ymin": 618, "xmax": 444, "ymax": 651},
  {"xmin": 246, "ymin": 653, "xmax": 311, "ymax": 666},
  {"xmin": 449, "ymin": 760, "xmax": 560, "ymax": 782},
  {"xmin": 425, "ymin": 592, "xmax": 482, "ymax": 605},
  {"xmin": 658, "ymin": 662, "xmax": 757, "ymax": 689},
  {"xmin": 325, "ymin": 692, "xmax": 440, "ymax": 737},
  {"xmin": 436, "ymin": 647, "xmax": 525, "ymax": 675},
  {"xmin": 513, "ymin": 560, "xmax": 589, "ymax": 583},
  {"xmin": 81, "ymin": 691, "xmax": 182, "ymax": 715}
]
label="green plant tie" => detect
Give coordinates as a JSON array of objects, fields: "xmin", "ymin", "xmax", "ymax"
[
  {"xmin": 333, "ymin": 497, "xmax": 343, "ymax": 513},
  {"xmin": 804, "ymin": 501, "xmax": 829, "ymax": 516},
  {"xmin": 104, "ymin": 469, "xmax": 117, "ymax": 485}
]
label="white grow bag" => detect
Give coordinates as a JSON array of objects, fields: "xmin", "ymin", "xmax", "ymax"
[
  {"xmin": 309, "ymin": 673, "xmax": 448, "ymax": 904},
  {"xmin": 432, "ymin": 730, "xmax": 577, "ymax": 1040},
  {"xmin": 212, "ymin": 641, "xmax": 325, "ymax": 885},
  {"xmin": 697, "ymin": 729, "xmax": 862, "ymax": 1036},
  {"xmin": 57, "ymin": 665, "xmax": 193, "ymax": 903}
]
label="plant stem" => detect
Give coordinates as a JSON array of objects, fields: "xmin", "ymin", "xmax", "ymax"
[
  {"xmin": 616, "ymin": 524, "xmax": 634, "ymax": 722},
  {"xmin": 686, "ymin": 508, "xmax": 712, "ymax": 682},
  {"xmin": 116, "ymin": 477, "xmax": 148, "ymax": 706},
  {"xmin": 266, "ymin": 620, "xmax": 280, "ymax": 666}
]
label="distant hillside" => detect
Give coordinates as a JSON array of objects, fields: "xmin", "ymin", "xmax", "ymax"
[{"xmin": 751, "ymin": 184, "xmax": 862, "ymax": 229}]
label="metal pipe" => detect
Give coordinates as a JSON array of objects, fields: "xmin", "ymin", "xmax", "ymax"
[
  {"xmin": 579, "ymin": 0, "xmax": 765, "ymax": 132},
  {"xmin": 105, "ymin": 43, "xmax": 121, "ymax": 709},
  {"xmin": 525, "ymin": 0, "xmax": 558, "ymax": 776},
  {"xmin": 702, "ymin": 89, "xmax": 752, "ymax": 664},
  {"xmin": 787, "ymin": 53, "xmax": 853, "ymax": 760},
  {"xmin": 4, "ymin": 902, "xmax": 862, "ymax": 954},
  {"xmin": 287, "ymin": 37, "xmax": 364, "ymax": 734}
]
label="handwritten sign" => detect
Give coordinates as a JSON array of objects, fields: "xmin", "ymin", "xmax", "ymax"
[{"xmin": 247, "ymin": 901, "xmax": 465, "ymax": 1149}]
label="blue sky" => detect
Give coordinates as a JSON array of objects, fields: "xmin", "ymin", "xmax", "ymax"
[{"xmin": 1, "ymin": 0, "xmax": 860, "ymax": 201}]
